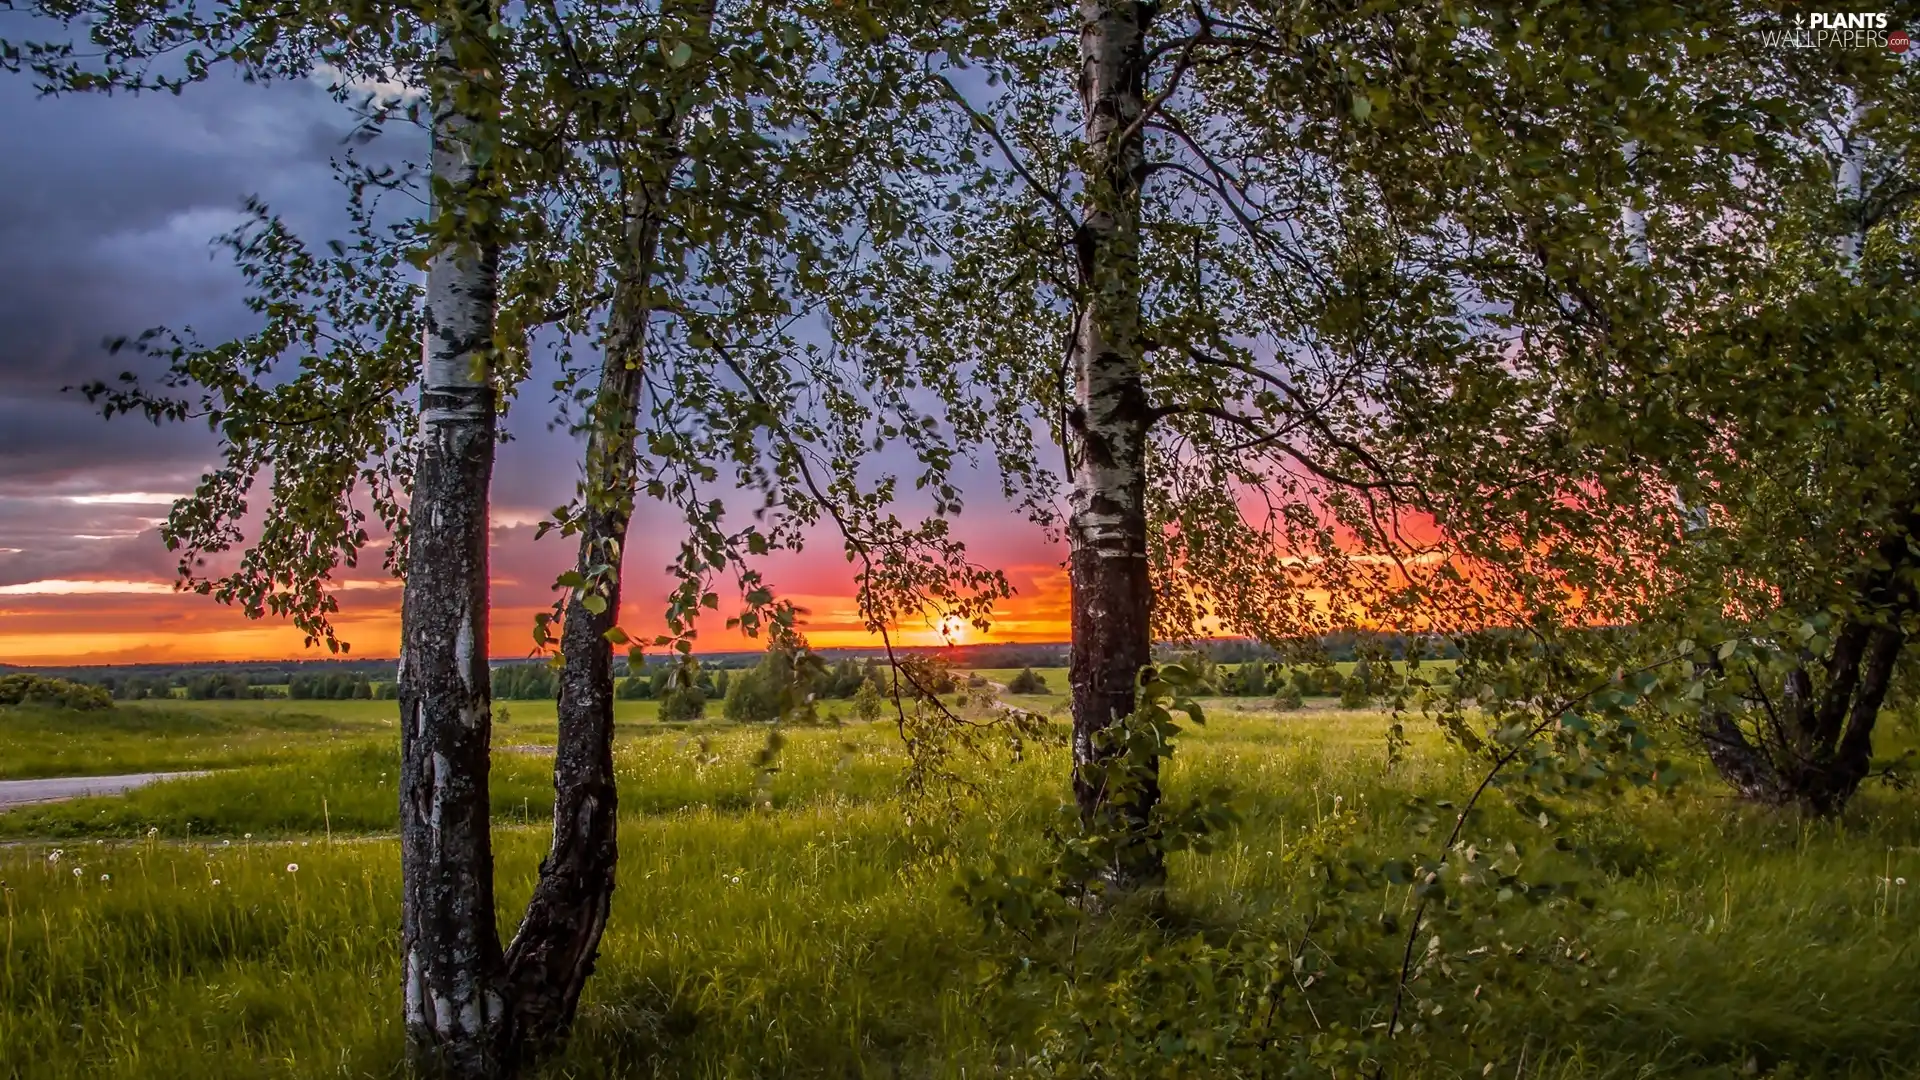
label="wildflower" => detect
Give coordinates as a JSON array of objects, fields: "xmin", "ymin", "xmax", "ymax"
[
  {"xmin": 243, "ymin": 833, "xmax": 252, "ymax": 840},
  {"xmin": 146, "ymin": 827, "xmax": 159, "ymax": 838},
  {"xmin": 46, "ymin": 850, "xmax": 61, "ymax": 864},
  {"xmin": 221, "ymin": 840, "xmax": 231, "ymax": 847},
  {"xmin": 730, "ymin": 875, "xmax": 741, "ymax": 885},
  {"xmin": 287, "ymin": 863, "xmax": 299, "ymax": 873},
  {"xmin": 211, "ymin": 879, "xmax": 221, "ymax": 887},
  {"xmin": 71, "ymin": 867, "xmax": 82, "ymax": 877},
  {"xmin": 100, "ymin": 874, "xmax": 110, "ymax": 883}
]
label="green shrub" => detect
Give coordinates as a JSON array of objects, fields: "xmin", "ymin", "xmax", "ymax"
[
  {"xmin": 722, "ymin": 668, "xmax": 780, "ymax": 723},
  {"xmin": 1338, "ymin": 679, "xmax": 1372, "ymax": 710},
  {"xmin": 852, "ymin": 678, "xmax": 886, "ymax": 723},
  {"xmin": 0, "ymin": 675, "xmax": 112, "ymax": 712},
  {"xmin": 1006, "ymin": 667, "xmax": 1049, "ymax": 694},
  {"xmin": 659, "ymin": 685, "xmax": 707, "ymax": 722},
  {"xmin": 1273, "ymin": 684, "xmax": 1304, "ymax": 711}
]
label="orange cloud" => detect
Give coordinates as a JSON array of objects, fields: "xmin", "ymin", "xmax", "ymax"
[{"xmin": 0, "ymin": 518, "xmax": 1074, "ymax": 665}]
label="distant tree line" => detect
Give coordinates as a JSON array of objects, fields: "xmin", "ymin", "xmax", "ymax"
[
  {"xmin": 0, "ymin": 674, "xmax": 113, "ymax": 711},
  {"xmin": 1184, "ymin": 631, "xmax": 1464, "ymax": 666},
  {"xmin": 1160, "ymin": 654, "xmax": 1457, "ymax": 711},
  {"xmin": 289, "ymin": 673, "xmax": 376, "ymax": 700}
]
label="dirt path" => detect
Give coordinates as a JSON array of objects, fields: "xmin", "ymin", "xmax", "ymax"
[{"xmin": 0, "ymin": 771, "xmax": 206, "ymax": 809}]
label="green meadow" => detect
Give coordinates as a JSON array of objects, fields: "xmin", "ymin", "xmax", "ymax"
[{"xmin": 4, "ymin": 691, "xmax": 1919, "ymax": 1079}]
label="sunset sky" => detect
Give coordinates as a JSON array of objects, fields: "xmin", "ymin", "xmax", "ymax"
[{"xmin": 0, "ymin": 69, "xmax": 1075, "ymax": 666}]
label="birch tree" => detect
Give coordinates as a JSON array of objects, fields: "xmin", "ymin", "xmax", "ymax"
[
  {"xmin": 9, "ymin": 4, "xmax": 1022, "ymax": 1068},
  {"xmin": 396, "ymin": 0, "xmax": 511, "ymax": 1068},
  {"xmin": 1323, "ymin": 5, "xmax": 1920, "ymax": 814},
  {"xmin": 849, "ymin": 0, "xmax": 1543, "ymax": 889}
]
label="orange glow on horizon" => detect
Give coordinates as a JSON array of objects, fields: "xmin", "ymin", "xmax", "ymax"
[{"xmin": 0, "ymin": 578, "xmax": 1075, "ymax": 666}]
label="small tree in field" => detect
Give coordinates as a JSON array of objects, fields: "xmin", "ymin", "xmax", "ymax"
[
  {"xmin": 1338, "ymin": 677, "xmax": 1372, "ymax": 711},
  {"xmin": 851, "ymin": 678, "xmax": 886, "ymax": 724},
  {"xmin": 1007, "ymin": 668, "xmax": 1049, "ymax": 695},
  {"xmin": 659, "ymin": 686, "xmax": 707, "ymax": 723}
]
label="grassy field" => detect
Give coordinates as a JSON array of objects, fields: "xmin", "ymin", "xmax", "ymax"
[
  {"xmin": 4, "ymin": 694, "xmax": 1919, "ymax": 1079},
  {"xmin": 0, "ymin": 699, "xmax": 647, "ymax": 783}
]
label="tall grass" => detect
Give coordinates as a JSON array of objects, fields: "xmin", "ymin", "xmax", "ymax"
[
  {"xmin": 0, "ymin": 704, "xmax": 388, "ymax": 780},
  {"xmin": 3, "ymin": 711, "xmax": 1918, "ymax": 1078}
]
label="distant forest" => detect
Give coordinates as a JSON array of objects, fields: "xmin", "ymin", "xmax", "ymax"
[{"xmin": 0, "ymin": 632, "xmax": 1458, "ymax": 702}]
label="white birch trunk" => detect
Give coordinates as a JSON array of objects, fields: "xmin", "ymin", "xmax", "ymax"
[
  {"xmin": 1837, "ymin": 97, "xmax": 1868, "ymax": 277},
  {"xmin": 398, "ymin": 1, "xmax": 508, "ymax": 1073},
  {"xmin": 1621, "ymin": 139, "xmax": 1649, "ymax": 267},
  {"xmin": 1067, "ymin": 0, "xmax": 1160, "ymax": 888}
]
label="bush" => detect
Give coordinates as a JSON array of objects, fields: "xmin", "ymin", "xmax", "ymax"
[
  {"xmin": 722, "ymin": 669, "xmax": 781, "ymax": 724},
  {"xmin": 1227, "ymin": 662, "xmax": 1269, "ymax": 697},
  {"xmin": 1338, "ymin": 679, "xmax": 1372, "ymax": 710},
  {"xmin": 1006, "ymin": 668, "xmax": 1049, "ymax": 694},
  {"xmin": 1273, "ymin": 684, "xmax": 1304, "ymax": 711},
  {"xmin": 0, "ymin": 675, "xmax": 113, "ymax": 711},
  {"xmin": 659, "ymin": 686, "xmax": 707, "ymax": 722},
  {"xmin": 843, "ymin": 681, "xmax": 881, "ymax": 726}
]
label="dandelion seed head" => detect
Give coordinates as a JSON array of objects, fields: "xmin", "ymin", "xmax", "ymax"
[
  {"xmin": 286, "ymin": 863, "xmax": 299, "ymax": 873},
  {"xmin": 71, "ymin": 867, "xmax": 82, "ymax": 877},
  {"xmin": 100, "ymin": 874, "xmax": 110, "ymax": 882},
  {"xmin": 46, "ymin": 850, "xmax": 61, "ymax": 864},
  {"xmin": 211, "ymin": 879, "xmax": 221, "ymax": 887}
]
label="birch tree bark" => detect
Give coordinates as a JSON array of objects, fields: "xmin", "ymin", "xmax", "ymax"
[
  {"xmin": 1067, "ymin": 0, "xmax": 1159, "ymax": 889},
  {"xmin": 398, "ymin": 0, "xmax": 508, "ymax": 1072},
  {"xmin": 501, "ymin": 1, "xmax": 708, "ymax": 1040}
]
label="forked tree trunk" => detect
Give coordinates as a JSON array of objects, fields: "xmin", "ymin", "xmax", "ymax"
[
  {"xmin": 399, "ymin": 1, "xmax": 508, "ymax": 1073},
  {"xmin": 502, "ymin": 127, "xmax": 677, "ymax": 1055},
  {"xmin": 1068, "ymin": 0, "xmax": 1160, "ymax": 890},
  {"xmin": 1700, "ymin": 523, "xmax": 1914, "ymax": 816},
  {"xmin": 502, "ymin": 2, "xmax": 709, "ymax": 1043}
]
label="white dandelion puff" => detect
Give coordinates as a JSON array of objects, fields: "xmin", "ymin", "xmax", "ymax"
[
  {"xmin": 71, "ymin": 867, "xmax": 82, "ymax": 877},
  {"xmin": 211, "ymin": 879, "xmax": 222, "ymax": 887},
  {"xmin": 286, "ymin": 863, "xmax": 299, "ymax": 873},
  {"xmin": 100, "ymin": 874, "xmax": 110, "ymax": 883}
]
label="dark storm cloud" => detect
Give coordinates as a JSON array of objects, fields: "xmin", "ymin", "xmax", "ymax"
[
  {"xmin": 0, "ymin": 73, "xmax": 365, "ymax": 393},
  {"xmin": 0, "ymin": 66, "xmax": 402, "ymax": 581}
]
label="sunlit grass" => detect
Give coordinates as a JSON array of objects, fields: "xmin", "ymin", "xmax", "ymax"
[
  {"xmin": 0, "ymin": 704, "xmax": 388, "ymax": 780},
  {"xmin": 3, "ymin": 706, "xmax": 1918, "ymax": 1078}
]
